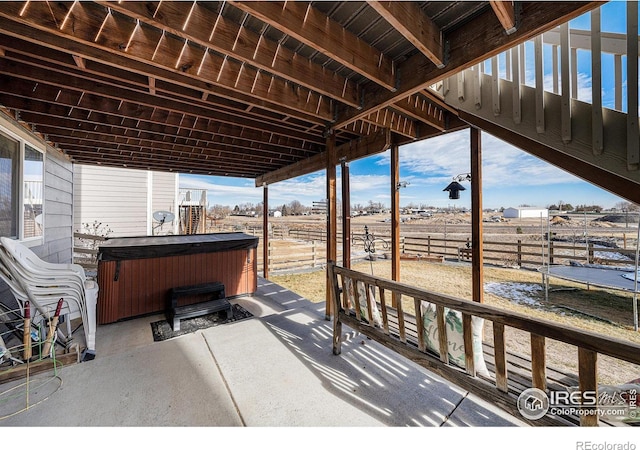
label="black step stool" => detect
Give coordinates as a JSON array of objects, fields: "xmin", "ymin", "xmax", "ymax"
[{"xmin": 166, "ymin": 282, "xmax": 231, "ymax": 331}]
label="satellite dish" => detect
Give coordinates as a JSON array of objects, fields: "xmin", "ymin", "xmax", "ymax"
[
  {"xmin": 152, "ymin": 211, "xmax": 175, "ymax": 235},
  {"xmin": 153, "ymin": 210, "xmax": 175, "ymax": 224}
]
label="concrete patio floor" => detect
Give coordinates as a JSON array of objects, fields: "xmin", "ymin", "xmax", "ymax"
[{"xmin": 0, "ymin": 277, "xmax": 526, "ymax": 428}]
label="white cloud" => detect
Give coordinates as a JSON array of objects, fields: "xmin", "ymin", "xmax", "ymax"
[{"xmin": 392, "ymin": 131, "xmax": 581, "ymax": 189}]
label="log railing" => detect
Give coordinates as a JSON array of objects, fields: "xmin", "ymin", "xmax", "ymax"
[{"xmin": 328, "ymin": 262, "xmax": 640, "ymax": 426}]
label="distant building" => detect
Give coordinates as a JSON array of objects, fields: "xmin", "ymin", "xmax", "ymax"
[
  {"xmin": 503, "ymin": 207, "xmax": 549, "ymax": 219},
  {"xmin": 272, "ymin": 210, "xmax": 282, "ymax": 218}
]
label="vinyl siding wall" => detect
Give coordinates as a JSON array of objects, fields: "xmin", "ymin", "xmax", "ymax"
[
  {"xmin": 73, "ymin": 165, "xmax": 178, "ymax": 237},
  {"xmin": 0, "ymin": 112, "xmax": 74, "ymax": 307}
]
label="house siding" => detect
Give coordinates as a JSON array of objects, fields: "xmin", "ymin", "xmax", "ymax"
[
  {"xmin": 151, "ymin": 171, "xmax": 179, "ymax": 235},
  {"xmin": 0, "ymin": 111, "xmax": 74, "ymax": 307},
  {"xmin": 73, "ymin": 165, "xmax": 178, "ymax": 237}
]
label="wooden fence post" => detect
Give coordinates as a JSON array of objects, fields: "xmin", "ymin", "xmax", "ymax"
[
  {"xmin": 588, "ymin": 243, "xmax": 594, "ymax": 264},
  {"xmin": 312, "ymin": 240, "xmax": 317, "ymax": 267},
  {"xmin": 517, "ymin": 239, "xmax": 522, "ymax": 267},
  {"xmin": 427, "ymin": 235, "xmax": 431, "ymax": 256},
  {"xmin": 549, "ymin": 240, "xmax": 555, "ymax": 265}
]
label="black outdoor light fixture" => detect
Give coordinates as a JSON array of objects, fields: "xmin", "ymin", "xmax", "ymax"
[
  {"xmin": 396, "ymin": 181, "xmax": 409, "ymax": 190},
  {"xmin": 443, "ymin": 173, "xmax": 471, "ymax": 200}
]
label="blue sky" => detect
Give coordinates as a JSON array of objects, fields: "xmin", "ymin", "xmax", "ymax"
[{"xmin": 180, "ymin": 2, "xmax": 634, "ymax": 211}]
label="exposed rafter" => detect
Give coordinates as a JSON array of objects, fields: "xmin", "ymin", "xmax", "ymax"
[
  {"xmin": 228, "ymin": 1, "xmax": 397, "ymax": 91},
  {"xmin": 98, "ymin": 1, "xmax": 361, "ymax": 109},
  {"xmin": 0, "ymin": 1, "xmax": 601, "ymax": 180},
  {"xmin": 491, "ymin": 1, "xmax": 518, "ymax": 35},
  {"xmin": 367, "ymin": 1, "xmax": 445, "ymax": 68}
]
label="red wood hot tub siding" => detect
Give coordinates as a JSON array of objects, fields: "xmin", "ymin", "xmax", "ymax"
[{"xmin": 97, "ymin": 247, "xmax": 257, "ymax": 324}]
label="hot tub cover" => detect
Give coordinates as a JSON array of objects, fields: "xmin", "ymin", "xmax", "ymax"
[{"xmin": 98, "ymin": 232, "xmax": 259, "ymax": 261}]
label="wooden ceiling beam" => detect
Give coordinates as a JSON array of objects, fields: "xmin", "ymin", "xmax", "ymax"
[
  {"xmin": 0, "ymin": 85, "xmax": 318, "ymax": 153},
  {"xmin": 256, "ymin": 128, "xmax": 391, "ymax": 186},
  {"xmin": 0, "ymin": 3, "xmax": 334, "ymax": 122},
  {"xmin": 332, "ymin": 2, "xmax": 600, "ymax": 131},
  {"xmin": 0, "ymin": 61, "xmax": 326, "ymax": 145},
  {"xmin": 360, "ymin": 109, "xmax": 417, "ymax": 139},
  {"xmin": 54, "ymin": 139, "xmax": 288, "ymax": 171},
  {"xmin": 228, "ymin": 1, "xmax": 397, "ymax": 91},
  {"xmin": 0, "ymin": 34, "xmax": 324, "ymax": 130},
  {"xmin": 63, "ymin": 151, "xmax": 259, "ymax": 178},
  {"xmin": 72, "ymin": 55, "xmax": 86, "ymax": 69},
  {"xmin": 36, "ymin": 126, "xmax": 305, "ymax": 165},
  {"xmin": 6, "ymin": 99, "xmax": 318, "ymax": 158},
  {"xmin": 367, "ymin": 1, "xmax": 445, "ymax": 68},
  {"xmin": 490, "ymin": 1, "xmax": 518, "ymax": 35},
  {"xmin": 99, "ymin": 1, "xmax": 360, "ymax": 108},
  {"xmin": 392, "ymin": 94, "xmax": 447, "ymax": 131}
]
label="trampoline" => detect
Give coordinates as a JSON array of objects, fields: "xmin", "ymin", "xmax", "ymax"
[
  {"xmin": 538, "ymin": 264, "xmax": 640, "ymax": 330},
  {"xmin": 538, "ymin": 214, "xmax": 640, "ymax": 330}
]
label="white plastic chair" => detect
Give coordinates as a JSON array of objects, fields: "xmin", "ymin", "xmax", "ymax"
[{"xmin": 0, "ymin": 238, "xmax": 98, "ymax": 359}]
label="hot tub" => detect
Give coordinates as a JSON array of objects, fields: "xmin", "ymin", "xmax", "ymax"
[{"xmin": 96, "ymin": 232, "xmax": 258, "ymax": 324}]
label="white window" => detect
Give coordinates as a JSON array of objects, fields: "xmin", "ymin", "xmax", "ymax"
[{"xmin": 0, "ymin": 129, "xmax": 45, "ymax": 243}]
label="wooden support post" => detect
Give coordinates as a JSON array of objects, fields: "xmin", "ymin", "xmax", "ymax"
[
  {"xmin": 436, "ymin": 305, "xmax": 449, "ymax": 364},
  {"xmin": 414, "ymin": 297, "xmax": 426, "ymax": 352},
  {"xmin": 531, "ymin": 333, "xmax": 547, "ymax": 391},
  {"xmin": 262, "ymin": 183, "xmax": 269, "ymax": 279},
  {"xmin": 328, "ymin": 263, "xmax": 342, "ymax": 356},
  {"xmin": 578, "ymin": 348, "xmax": 599, "ymax": 426},
  {"xmin": 493, "ymin": 322, "xmax": 508, "ymax": 392},
  {"xmin": 560, "ymin": 23, "xmax": 572, "ymax": 144},
  {"xmin": 534, "ymin": 35, "xmax": 545, "ymax": 134},
  {"xmin": 391, "ymin": 142, "xmax": 400, "ymax": 307},
  {"xmin": 471, "ymin": 127, "xmax": 484, "ymax": 303},
  {"xmin": 396, "ymin": 292, "xmax": 406, "ymax": 343},
  {"xmin": 591, "ymin": 8, "xmax": 603, "ymax": 155},
  {"xmin": 463, "ymin": 313, "xmax": 476, "ymax": 376},
  {"xmin": 341, "ymin": 159, "xmax": 351, "ymax": 268},
  {"xmin": 379, "ymin": 289, "xmax": 389, "ymax": 334},
  {"xmin": 326, "ymin": 132, "xmax": 337, "ymax": 319}
]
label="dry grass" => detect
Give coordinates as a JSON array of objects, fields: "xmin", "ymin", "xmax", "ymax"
[{"xmin": 271, "ymin": 260, "xmax": 640, "ymax": 385}]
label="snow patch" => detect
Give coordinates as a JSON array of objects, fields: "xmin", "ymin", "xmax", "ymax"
[{"xmin": 484, "ymin": 282, "xmax": 543, "ymax": 306}]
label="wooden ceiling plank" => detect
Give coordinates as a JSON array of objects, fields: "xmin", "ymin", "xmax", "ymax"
[
  {"xmin": 332, "ymin": 2, "xmax": 600, "ymax": 131},
  {"xmin": 94, "ymin": 4, "xmax": 333, "ymax": 121},
  {"xmin": 256, "ymin": 127, "xmax": 391, "ymax": 186},
  {"xmin": 98, "ymin": 1, "xmax": 360, "ymax": 108},
  {"xmin": 0, "ymin": 2, "xmax": 334, "ymax": 122},
  {"xmin": 0, "ymin": 19, "xmax": 328, "ymax": 128},
  {"xmin": 228, "ymin": 1, "xmax": 397, "ymax": 91},
  {"xmin": 72, "ymin": 54, "xmax": 86, "ymax": 69},
  {"xmin": 367, "ymin": 1, "xmax": 445, "ymax": 68},
  {"xmin": 6, "ymin": 95, "xmax": 317, "ymax": 158},
  {"xmin": 2, "ymin": 40, "xmax": 316, "ymax": 129},
  {"xmin": 63, "ymin": 151, "xmax": 260, "ymax": 177},
  {"xmin": 52, "ymin": 137, "xmax": 291, "ymax": 169},
  {"xmin": 0, "ymin": 91, "xmax": 318, "ymax": 158},
  {"xmin": 392, "ymin": 94, "xmax": 446, "ymax": 131},
  {"xmin": 490, "ymin": 1, "xmax": 518, "ymax": 35},
  {"xmin": 361, "ymin": 109, "xmax": 417, "ymax": 139},
  {"xmin": 45, "ymin": 126, "xmax": 306, "ymax": 163},
  {"xmin": 0, "ymin": 60, "xmax": 326, "ymax": 145}
]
